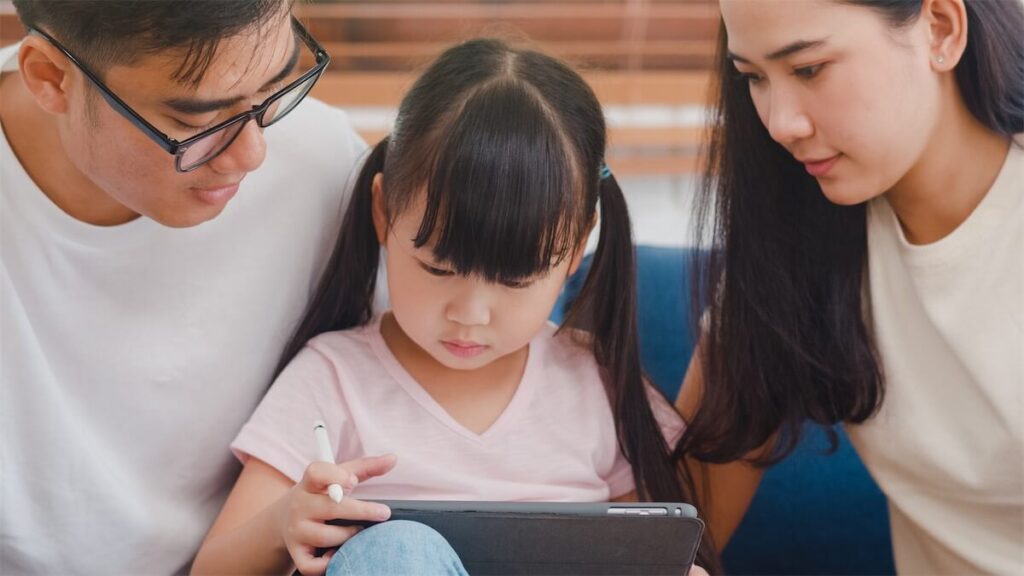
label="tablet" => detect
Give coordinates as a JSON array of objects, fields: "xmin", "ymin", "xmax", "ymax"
[{"xmin": 332, "ymin": 500, "xmax": 704, "ymax": 575}]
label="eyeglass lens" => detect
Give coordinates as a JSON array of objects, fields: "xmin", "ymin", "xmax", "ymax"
[{"xmin": 177, "ymin": 63, "xmax": 323, "ymax": 170}]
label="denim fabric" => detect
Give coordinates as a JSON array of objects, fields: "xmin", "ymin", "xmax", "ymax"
[{"xmin": 326, "ymin": 520, "xmax": 468, "ymax": 576}]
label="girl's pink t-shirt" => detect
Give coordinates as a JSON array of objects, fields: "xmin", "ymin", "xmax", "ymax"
[{"xmin": 231, "ymin": 316, "xmax": 683, "ymax": 501}]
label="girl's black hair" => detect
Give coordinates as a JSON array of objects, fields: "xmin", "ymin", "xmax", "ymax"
[
  {"xmin": 278, "ymin": 38, "xmax": 720, "ymax": 571},
  {"xmin": 682, "ymin": 0, "xmax": 1024, "ymax": 469}
]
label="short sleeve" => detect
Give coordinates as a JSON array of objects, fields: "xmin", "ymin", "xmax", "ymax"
[
  {"xmin": 603, "ymin": 381, "xmax": 687, "ymax": 498},
  {"xmin": 230, "ymin": 343, "xmax": 355, "ymax": 483},
  {"xmin": 647, "ymin": 383, "xmax": 686, "ymax": 446}
]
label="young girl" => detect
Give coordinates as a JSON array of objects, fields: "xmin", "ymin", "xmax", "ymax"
[
  {"xmin": 676, "ymin": 0, "xmax": 1022, "ymax": 574},
  {"xmin": 191, "ymin": 39, "xmax": 713, "ymax": 575}
]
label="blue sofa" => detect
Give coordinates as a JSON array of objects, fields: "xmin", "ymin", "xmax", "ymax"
[{"xmin": 555, "ymin": 246, "xmax": 895, "ymax": 575}]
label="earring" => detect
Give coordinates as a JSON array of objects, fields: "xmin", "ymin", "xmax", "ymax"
[{"xmin": 936, "ymin": 55, "xmax": 945, "ymax": 64}]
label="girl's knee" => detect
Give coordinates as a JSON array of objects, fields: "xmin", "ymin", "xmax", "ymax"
[
  {"xmin": 356, "ymin": 520, "xmax": 451, "ymax": 550},
  {"xmin": 327, "ymin": 520, "xmax": 465, "ymax": 576}
]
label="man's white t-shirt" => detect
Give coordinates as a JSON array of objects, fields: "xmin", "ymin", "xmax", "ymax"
[
  {"xmin": 848, "ymin": 137, "xmax": 1024, "ymax": 575},
  {"xmin": 0, "ymin": 43, "xmax": 367, "ymax": 574}
]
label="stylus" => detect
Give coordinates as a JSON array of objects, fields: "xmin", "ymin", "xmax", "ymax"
[{"xmin": 313, "ymin": 420, "xmax": 344, "ymax": 503}]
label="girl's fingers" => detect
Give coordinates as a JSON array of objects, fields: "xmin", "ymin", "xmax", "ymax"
[
  {"xmin": 300, "ymin": 461, "xmax": 359, "ymax": 494},
  {"xmin": 288, "ymin": 525, "xmax": 360, "ymax": 575},
  {"xmin": 316, "ymin": 496, "xmax": 391, "ymax": 523},
  {"xmin": 297, "ymin": 521, "xmax": 362, "ymax": 548},
  {"xmin": 320, "ymin": 547, "xmax": 339, "ymax": 565},
  {"xmin": 290, "ymin": 544, "xmax": 331, "ymax": 576},
  {"xmin": 340, "ymin": 454, "xmax": 398, "ymax": 483},
  {"xmin": 296, "ymin": 462, "xmax": 392, "ymax": 521},
  {"xmin": 292, "ymin": 481, "xmax": 390, "ymax": 522},
  {"xmin": 299, "ymin": 455, "xmax": 397, "ymax": 501}
]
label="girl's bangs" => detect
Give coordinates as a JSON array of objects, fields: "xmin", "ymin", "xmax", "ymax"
[{"xmin": 413, "ymin": 81, "xmax": 586, "ymax": 283}]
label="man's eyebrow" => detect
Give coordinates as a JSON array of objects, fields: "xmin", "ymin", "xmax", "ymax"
[
  {"xmin": 162, "ymin": 36, "xmax": 302, "ymax": 115},
  {"xmin": 728, "ymin": 39, "xmax": 828, "ymax": 64}
]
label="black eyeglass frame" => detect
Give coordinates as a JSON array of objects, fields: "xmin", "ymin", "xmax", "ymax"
[{"xmin": 30, "ymin": 17, "xmax": 331, "ymax": 172}]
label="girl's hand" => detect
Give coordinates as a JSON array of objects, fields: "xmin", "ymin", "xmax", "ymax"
[{"xmin": 280, "ymin": 454, "xmax": 397, "ymax": 575}]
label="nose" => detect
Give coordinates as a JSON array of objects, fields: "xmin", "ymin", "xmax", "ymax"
[
  {"xmin": 762, "ymin": 86, "xmax": 814, "ymax": 146},
  {"xmin": 445, "ymin": 283, "xmax": 491, "ymax": 327},
  {"xmin": 207, "ymin": 119, "xmax": 267, "ymax": 175}
]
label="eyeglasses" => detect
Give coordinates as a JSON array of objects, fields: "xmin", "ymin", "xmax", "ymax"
[{"xmin": 30, "ymin": 17, "xmax": 331, "ymax": 172}]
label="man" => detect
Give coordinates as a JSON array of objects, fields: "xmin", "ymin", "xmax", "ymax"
[{"xmin": 0, "ymin": 1, "xmax": 368, "ymax": 572}]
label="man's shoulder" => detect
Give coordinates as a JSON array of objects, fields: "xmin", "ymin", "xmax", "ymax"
[
  {"xmin": 284, "ymin": 96, "xmax": 357, "ymax": 131},
  {"xmin": 1, "ymin": 42, "xmax": 20, "ymax": 72},
  {"xmin": 268, "ymin": 96, "xmax": 366, "ymax": 154},
  {"xmin": 252, "ymin": 97, "xmax": 368, "ymax": 195}
]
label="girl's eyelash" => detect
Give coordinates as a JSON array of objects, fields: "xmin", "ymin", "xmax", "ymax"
[
  {"xmin": 422, "ymin": 264, "xmax": 454, "ymax": 277},
  {"xmin": 501, "ymin": 279, "xmax": 533, "ymax": 289},
  {"xmin": 417, "ymin": 259, "xmax": 540, "ymax": 287}
]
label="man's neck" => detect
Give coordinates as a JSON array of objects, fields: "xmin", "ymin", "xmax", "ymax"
[{"xmin": 0, "ymin": 69, "xmax": 138, "ymax": 226}]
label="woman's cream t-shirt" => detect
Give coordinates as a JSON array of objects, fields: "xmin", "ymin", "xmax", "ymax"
[{"xmin": 848, "ymin": 137, "xmax": 1023, "ymax": 575}]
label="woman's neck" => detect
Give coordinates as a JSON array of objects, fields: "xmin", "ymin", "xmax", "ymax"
[{"xmin": 885, "ymin": 92, "xmax": 1011, "ymax": 245}]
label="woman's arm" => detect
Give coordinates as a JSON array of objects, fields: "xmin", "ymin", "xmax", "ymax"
[
  {"xmin": 191, "ymin": 455, "xmax": 396, "ymax": 576},
  {"xmin": 676, "ymin": 347, "xmax": 766, "ymax": 549}
]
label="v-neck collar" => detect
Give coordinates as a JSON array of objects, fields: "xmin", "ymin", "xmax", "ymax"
[{"xmin": 366, "ymin": 315, "xmax": 542, "ymax": 443}]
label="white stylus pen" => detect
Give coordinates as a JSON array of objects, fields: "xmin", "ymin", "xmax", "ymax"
[{"xmin": 313, "ymin": 420, "xmax": 344, "ymax": 503}]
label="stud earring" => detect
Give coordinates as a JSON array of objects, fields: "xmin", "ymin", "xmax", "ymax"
[{"xmin": 936, "ymin": 55, "xmax": 945, "ymax": 64}]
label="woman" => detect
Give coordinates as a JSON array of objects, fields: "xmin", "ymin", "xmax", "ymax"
[{"xmin": 678, "ymin": 0, "xmax": 1023, "ymax": 573}]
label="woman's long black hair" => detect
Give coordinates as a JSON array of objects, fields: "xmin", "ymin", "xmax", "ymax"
[
  {"xmin": 681, "ymin": 0, "xmax": 1024, "ymax": 469},
  {"xmin": 277, "ymin": 38, "xmax": 720, "ymax": 570}
]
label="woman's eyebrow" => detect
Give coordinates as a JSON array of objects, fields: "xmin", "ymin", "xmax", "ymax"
[{"xmin": 728, "ymin": 38, "xmax": 828, "ymax": 63}]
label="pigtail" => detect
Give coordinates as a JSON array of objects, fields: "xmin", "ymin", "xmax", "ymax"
[
  {"xmin": 563, "ymin": 172, "xmax": 720, "ymax": 571},
  {"xmin": 273, "ymin": 137, "xmax": 390, "ymax": 378},
  {"xmin": 565, "ymin": 172, "xmax": 655, "ymax": 496}
]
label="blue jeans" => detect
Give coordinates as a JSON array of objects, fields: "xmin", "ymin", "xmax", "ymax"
[{"xmin": 326, "ymin": 520, "xmax": 468, "ymax": 576}]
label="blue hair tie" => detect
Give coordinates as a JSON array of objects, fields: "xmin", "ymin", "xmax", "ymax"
[{"xmin": 599, "ymin": 163, "xmax": 613, "ymax": 181}]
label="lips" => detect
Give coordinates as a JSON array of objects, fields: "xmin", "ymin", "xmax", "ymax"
[
  {"xmin": 799, "ymin": 154, "xmax": 841, "ymax": 178},
  {"xmin": 191, "ymin": 182, "xmax": 241, "ymax": 206},
  {"xmin": 441, "ymin": 339, "xmax": 488, "ymax": 359}
]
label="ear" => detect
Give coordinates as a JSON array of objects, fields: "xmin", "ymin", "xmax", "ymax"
[
  {"xmin": 371, "ymin": 172, "xmax": 388, "ymax": 245},
  {"xmin": 922, "ymin": 0, "xmax": 968, "ymax": 72},
  {"xmin": 567, "ymin": 214, "xmax": 599, "ymax": 276},
  {"xmin": 17, "ymin": 35, "xmax": 75, "ymax": 115}
]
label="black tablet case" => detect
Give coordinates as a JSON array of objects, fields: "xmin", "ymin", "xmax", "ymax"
[{"xmin": 337, "ymin": 502, "xmax": 704, "ymax": 575}]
